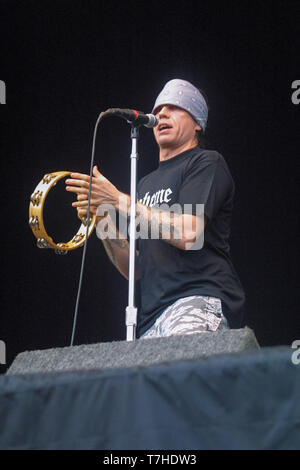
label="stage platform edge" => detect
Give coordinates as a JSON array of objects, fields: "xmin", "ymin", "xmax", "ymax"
[
  {"xmin": 1, "ymin": 344, "xmax": 299, "ymax": 450},
  {"xmin": 7, "ymin": 326, "xmax": 259, "ymax": 375}
]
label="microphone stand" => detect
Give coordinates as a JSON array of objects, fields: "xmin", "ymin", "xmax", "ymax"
[{"xmin": 125, "ymin": 124, "xmax": 139, "ymax": 341}]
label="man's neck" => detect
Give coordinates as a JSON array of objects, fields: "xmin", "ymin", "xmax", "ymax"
[{"xmin": 159, "ymin": 140, "xmax": 198, "ymax": 162}]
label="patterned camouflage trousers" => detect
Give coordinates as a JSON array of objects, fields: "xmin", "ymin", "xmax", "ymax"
[{"xmin": 141, "ymin": 295, "xmax": 229, "ymax": 339}]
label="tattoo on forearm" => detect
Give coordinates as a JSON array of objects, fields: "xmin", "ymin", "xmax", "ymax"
[
  {"xmin": 102, "ymin": 237, "xmax": 140, "ymax": 274},
  {"xmin": 110, "ymin": 238, "xmax": 129, "ymax": 249},
  {"xmin": 102, "ymin": 239, "xmax": 116, "ymax": 265},
  {"xmin": 102, "ymin": 237, "xmax": 128, "ymax": 263},
  {"xmin": 137, "ymin": 203, "xmax": 183, "ymax": 247}
]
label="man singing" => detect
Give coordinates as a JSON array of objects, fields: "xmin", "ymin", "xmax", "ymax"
[{"xmin": 65, "ymin": 79, "xmax": 246, "ymax": 339}]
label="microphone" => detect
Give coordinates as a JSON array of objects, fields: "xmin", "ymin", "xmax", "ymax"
[{"xmin": 102, "ymin": 108, "xmax": 158, "ymax": 128}]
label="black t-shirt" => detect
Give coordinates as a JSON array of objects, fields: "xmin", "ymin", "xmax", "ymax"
[{"xmin": 136, "ymin": 146, "xmax": 246, "ymax": 337}]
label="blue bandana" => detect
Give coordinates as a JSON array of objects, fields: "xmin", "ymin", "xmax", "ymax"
[{"xmin": 152, "ymin": 79, "xmax": 208, "ymax": 132}]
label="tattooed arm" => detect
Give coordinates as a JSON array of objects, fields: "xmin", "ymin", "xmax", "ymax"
[
  {"xmin": 137, "ymin": 202, "xmax": 204, "ymax": 250},
  {"xmin": 115, "ymin": 196, "xmax": 205, "ymax": 251},
  {"xmin": 65, "ymin": 168, "xmax": 140, "ymax": 280},
  {"xmin": 66, "ymin": 165, "xmax": 204, "ymax": 272},
  {"xmin": 98, "ymin": 212, "xmax": 141, "ymax": 280}
]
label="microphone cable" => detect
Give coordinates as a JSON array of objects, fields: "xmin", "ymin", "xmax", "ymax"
[
  {"xmin": 69, "ymin": 107, "xmax": 155, "ymax": 345},
  {"xmin": 70, "ymin": 111, "xmax": 105, "ymax": 346}
]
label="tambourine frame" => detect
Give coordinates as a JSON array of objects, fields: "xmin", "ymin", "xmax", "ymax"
[{"xmin": 29, "ymin": 171, "xmax": 96, "ymax": 254}]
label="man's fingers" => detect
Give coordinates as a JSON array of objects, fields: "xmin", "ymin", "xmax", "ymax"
[
  {"xmin": 77, "ymin": 194, "xmax": 88, "ymax": 201},
  {"xmin": 66, "ymin": 186, "xmax": 87, "ymax": 195},
  {"xmin": 77, "ymin": 206, "xmax": 97, "ymax": 218},
  {"xmin": 66, "ymin": 178, "xmax": 89, "ymax": 189},
  {"xmin": 93, "ymin": 165, "xmax": 107, "ymax": 181},
  {"xmin": 72, "ymin": 199, "xmax": 98, "ymax": 208},
  {"xmin": 66, "ymin": 183, "xmax": 100, "ymax": 195},
  {"xmin": 66, "ymin": 176, "xmax": 107, "ymax": 192},
  {"xmin": 72, "ymin": 200, "xmax": 87, "ymax": 207},
  {"xmin": 69, "ymin": 172, "xmax": 90, "ymax": 181},
  {"xmin": 78, "ymin": 208, "xmax": 87, "ymax": 218},
  {"xmin": 67, "ymin": 169, "xmax": 107, "ymax": 184},
  {"xmin": 93, "ymin": 165, "xmax": 101, "ymax": 177}
]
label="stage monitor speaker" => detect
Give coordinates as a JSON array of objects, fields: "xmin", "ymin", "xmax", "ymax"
[{"xmin": 7, "ymin": 327, "xmax": 259, "ymax": 375}]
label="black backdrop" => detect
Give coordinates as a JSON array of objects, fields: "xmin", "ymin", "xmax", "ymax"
[{"xmin": 0, "ymin": 0, "xmax": 299, "ymax": 372}]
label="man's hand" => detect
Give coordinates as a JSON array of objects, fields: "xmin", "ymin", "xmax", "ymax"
[
  {"xmin": 65, "ymin": 166, "xmax": 139, "ymax": 280},
  {"xmin": 65, "ymin": 165, "xmax": 123, "ymax": 216},
  {"xmin": 73, "ymin": 194, "xmax": 97, "ymax": 221},
  {"xmin": 65, "ymin": 165, "xmax": 204, "ymax": 251}
]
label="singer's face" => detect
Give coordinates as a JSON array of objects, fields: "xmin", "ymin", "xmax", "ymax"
[{"xmin": 153, "ymin": 105, "xmax": 201, "ymax": 150}]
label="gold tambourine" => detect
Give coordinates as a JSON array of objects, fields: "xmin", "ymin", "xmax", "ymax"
[{"xmin": 29, "ymin": 171, "xmax": 96, "ymax": 254}]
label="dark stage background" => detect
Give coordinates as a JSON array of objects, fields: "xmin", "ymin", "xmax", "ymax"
[{"xmin": 0, "ymin": 0, "xmax": 299, "ymax": 372}]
